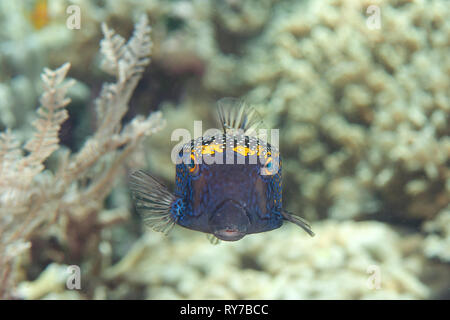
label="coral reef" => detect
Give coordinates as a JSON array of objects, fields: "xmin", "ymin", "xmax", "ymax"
[
  {"xmin": 0, "ymin": 1, "xmax": 74, "ymax": 133},
  {"xmin": 103, "ymin": 221, "xmax": 430, "ymax": 300},
  {"xmin": 134, "ymin": 0, "xmax": 450, "ymax": 299},
  {"xmin": 133, "ymin": 0, "xmax": 450, "ymax": 224},
  {"xmin": 67, "ymin": 0, "xmax": 447, "ymax": 225},
  {"xmin": 0, "ymin": 15, "xmax": 164, "ymax": 298},
  {"xmin": 213, "ymin": 0, "xmax": 450, "ymax": 223},
  {"xmin": 0, "ymin": 0, "xmax": 448, "ymax": 300}
]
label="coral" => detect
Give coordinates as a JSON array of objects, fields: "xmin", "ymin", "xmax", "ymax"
[
  {"xmin": 215, "ymin": 0, "xmax": 278, "ymax": 35},
  {"xmin": 423, "ymin": 205, "xmax": 450, "ymax": 263},
  {"xmin": 0, "ymin": 15, "xmax": 164, "ymax": 298},
  {"xmin": 0, "ymin": 1, "xmax": 74, "ymax": 132},
  {"xmin": 15, "ymin": 263, "xmax": 71, "ymax": 300},
  {"xmin": 2, "ymin": 0, "xmax": 448, "ymax": 300},
  {"xmin": 105, "ymin": 221, "xmax": 429, "ymax": 299},
  {"xmin": 114, "ymin": 0, "xmax": 449, "ymax": 299}
]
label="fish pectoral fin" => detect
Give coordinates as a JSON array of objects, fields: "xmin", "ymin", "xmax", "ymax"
[
  {"xmin": 206, "ymin": 233, "xmax": 221, "ymax": 245},
  {"xmin": 281, "ymin": 210, "xmax": 315, "ymax": 237},
  {"xmin": 129, "ymin": 170, "xmax": 178, "ymax": 235},
  {"xmin": 216, "ymin": 97, "xmax": 264, "ymax": 136}
]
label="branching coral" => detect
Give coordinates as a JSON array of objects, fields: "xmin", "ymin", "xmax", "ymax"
[{"xmin": 0, "ymin": 15, "xmax": 164, "ymax": 299}]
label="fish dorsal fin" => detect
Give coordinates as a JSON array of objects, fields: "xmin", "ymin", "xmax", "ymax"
[
  {"xmin": 216, "ymin": 97, "xmax": 263, "ymax": 136},
  {"xmin": 206, "ymin": 233, "xmax": 221, "ymax": 245}
]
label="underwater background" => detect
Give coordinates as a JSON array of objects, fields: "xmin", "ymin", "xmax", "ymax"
[{"xmin": 0, "ymin": 0, "xmax": 449, "ymax": 299}]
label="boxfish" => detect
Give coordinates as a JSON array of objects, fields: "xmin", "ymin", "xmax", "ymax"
[{"xmin": 129, "ymin": 98, "xmax": 314, "ymax": 243}]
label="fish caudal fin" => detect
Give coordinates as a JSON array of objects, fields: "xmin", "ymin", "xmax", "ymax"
[
  {"xmin": 217, "ymin": 97, "xmax": 263, "ymax": 136},
  {"xmin": 129, "ymin": 170, "xmax": 178, "ymax": 235},
  {"xmin": 281, "ymin": 210, "xmax": 315, "ymax": 237}
]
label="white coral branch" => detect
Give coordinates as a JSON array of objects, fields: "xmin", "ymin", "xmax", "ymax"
[
  {"xmin": 68, "ymin": 15, "xmax": 155, "ymax": 182},
  {"xmin": 0, "ymin": 15, "xmax": 164, "ymax": 299},
  {"xmin": 99, "ymin": 24, "xmax": 126, "ymax": 76},
  {"xmin": 20, "ymin": 63, "xmax": 74, "ymax": 178},
  {"xmin": 0, "ymin": 129, "xmax": 21, "ymax": 182},
  {"xmin": 95, "ymin": 15, "xmax": 152, "ymax": 133}
]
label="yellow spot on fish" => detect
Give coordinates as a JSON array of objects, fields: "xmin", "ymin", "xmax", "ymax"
[
  {"xmin": 199, "ymin": 143, "xmax": 224, "ymax": 155},
  {"xmin": 233, "ymin": 146, "xmax": 256, "ymax": 156}
]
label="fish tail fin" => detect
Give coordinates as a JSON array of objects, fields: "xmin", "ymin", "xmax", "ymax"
[
  {"xmin": 129, "ymin": 170, "xmax": 178, "ymax": 235},
  {"xmin": 281, "ymin": 210, "xmax": 315, "ymax": 237},
  {"xmin": 216, "ymin": 97, "xmax": 264, "ymax": 136}
]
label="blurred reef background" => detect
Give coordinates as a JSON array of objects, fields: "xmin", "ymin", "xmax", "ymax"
[{"xmin": 0, "ymin": 0, "xmax": 449, "ymax": 299}]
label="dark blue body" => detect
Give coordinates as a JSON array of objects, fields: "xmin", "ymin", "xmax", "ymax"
[
  {"xmin": 170, "ymin": 134, "xmax": 283, "ymax": 239},
  {"xmin": 130, "ymin": 100, "xmax": 314, "ymax": 240}
]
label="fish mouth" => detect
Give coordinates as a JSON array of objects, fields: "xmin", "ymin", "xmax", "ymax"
[
  {"xmin": 210, "ymin": 199, "xmax": 250, "ymax": 241},
  {"xmin": 214, "ymin": 228, "xmax": 246, "ymax": 241}
]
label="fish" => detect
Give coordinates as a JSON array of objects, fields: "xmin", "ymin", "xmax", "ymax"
[{"xmin": 129, "ymin": 98, "xmax": 315, "ymax": 242}]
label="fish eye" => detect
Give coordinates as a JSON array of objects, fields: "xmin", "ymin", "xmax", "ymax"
[
  {"xmin": 262, "ymin": 156, "xmax": 276, "ymax": 176},
  {"xmin": 188, "ymin": 153, "xmax": 199, "ymax": 175}
]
